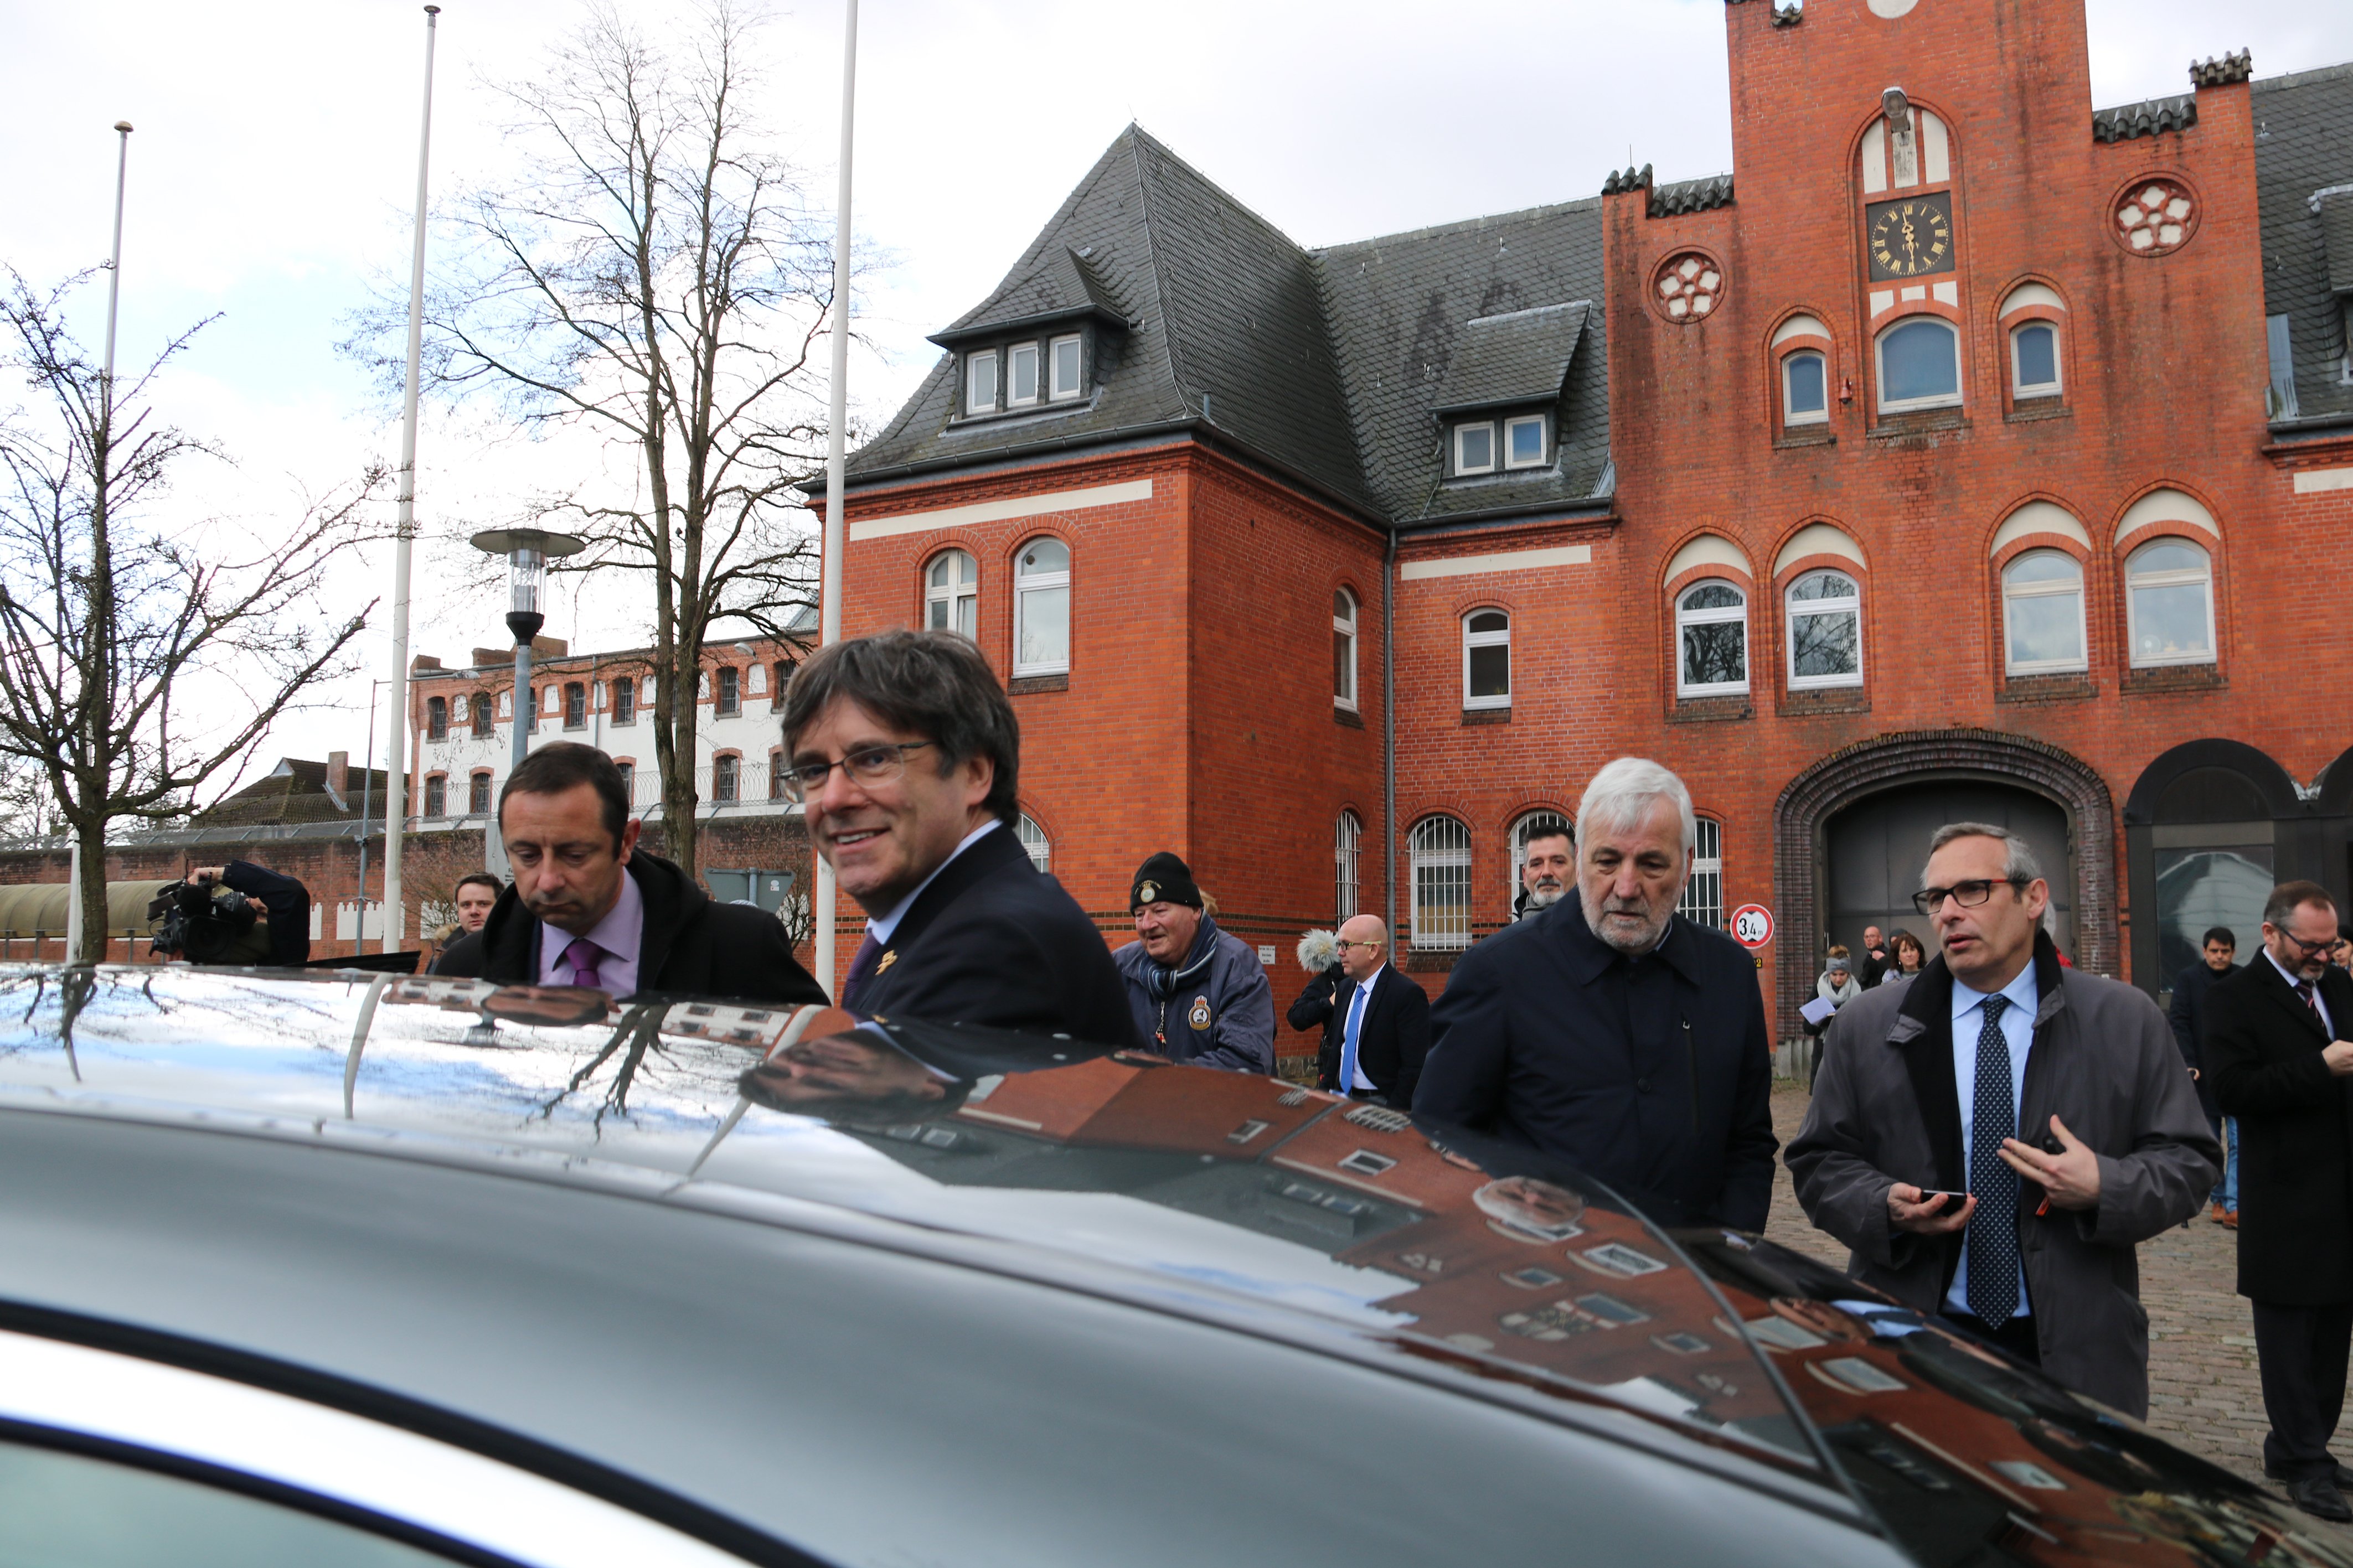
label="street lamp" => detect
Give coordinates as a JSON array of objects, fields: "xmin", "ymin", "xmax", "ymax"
[{"xmin": 469, "ymin": 527, "xmax": 585, "ymax": 868}]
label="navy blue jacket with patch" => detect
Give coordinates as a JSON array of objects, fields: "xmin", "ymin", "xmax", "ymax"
[{"xmin": 1113, "ymin": 915, "xmax": 1275, "ymax": 1074}]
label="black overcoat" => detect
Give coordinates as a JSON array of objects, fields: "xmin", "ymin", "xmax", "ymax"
[
  {"xmin": 848, "ymin": 826, "xmax": 1137, "ymax": 1049},
  {"xmin": 1288, "ymin": 965, "xmax": 1430, "ymax": 1104},
  {"xmin": 433, "ymin": 850, "xmax": 825, "ymax": 1008},
  {"xmin": 1413, "ymin": 898, "xmax": 1778, "ymax": 1230},
  {"xmin": 2205, "ymin": 955, "xmax": 2353, "ymax": 1304}
]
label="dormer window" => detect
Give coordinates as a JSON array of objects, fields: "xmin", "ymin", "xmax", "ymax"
[
  {"xmin": 1504, "ymin": 415, "xmax": 1548, "ymax": 468},
  {"xmin": 1453, "ymin": 422, "xmax": 1495, "ymax": 475},
  {"xmin": 1050, "ymin": 334, "xmax": 1083, "ymax": 400},
  {"xmin": 1009, "ymin": 343, "xmax": 1041, "ymax": 405},
  {"xmin": 966, "ymin": 351, "xmax": 998, "ymax": 415}
]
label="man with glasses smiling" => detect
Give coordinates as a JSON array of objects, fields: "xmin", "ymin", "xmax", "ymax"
[
  {"xmin": 2205, "ymin": 882, "xmax": 2353, "ymax": 1520},
  {"xmin": 1789, "ymin": 822, "xmax": 2215, "ymax": 1421},
  {"xmin": 777, "ymin": 630, "xmax": 1133, "ymax": 1046}
]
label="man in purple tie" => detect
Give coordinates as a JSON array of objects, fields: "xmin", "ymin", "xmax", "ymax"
[
  {"xmin": 434, "ymin": 742, "xmax": 825, "ymax": 1008},
  {"xmin": 780, "ymin": 630, "xmax": 1133, "ymax": 1046}
]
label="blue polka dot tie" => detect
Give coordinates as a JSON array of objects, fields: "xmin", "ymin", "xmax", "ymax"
[{"xmin": 1966, "ymin": 993, "xmax": 2021, "ymax": 1325}]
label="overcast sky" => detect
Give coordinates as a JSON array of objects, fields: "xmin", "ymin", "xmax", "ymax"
[{"xmin": 4, "ymin": 0, "xmax": 2351, "ymax": 789}]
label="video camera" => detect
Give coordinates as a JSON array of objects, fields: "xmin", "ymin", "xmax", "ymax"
[{"xmin": 147, "ymin": 875, "xmax": 271, "ymax": 965}]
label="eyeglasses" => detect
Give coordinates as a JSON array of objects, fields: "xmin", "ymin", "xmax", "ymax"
[
  {"xmin": 777, "ymin": 741, "xmax": 933, "ymax": 803},
  {"xmin": 1912, "ymin": 878, "xmax": 2026, "ymax": 918},
  {"xmin": 1334, "ymin": 939, "xmax": 1384, "ymax": 952},
  {"xmin": 2275, "ymin": 930, "xmax": 2339, "ymax": 958}
]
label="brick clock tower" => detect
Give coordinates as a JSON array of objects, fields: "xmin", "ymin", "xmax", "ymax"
[{"xmin": 825, "ymin": 0, "xmax": 2353, "ymax": 1052}]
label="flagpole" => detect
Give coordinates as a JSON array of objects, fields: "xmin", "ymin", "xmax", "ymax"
[
  {"xmin": 383, "ymin": 4, "xmax": 441, "ymax": 953},
  {"xmin": 70, "ymin": 121, "xmax": 133, "ymax": 965},
  {"xmin": 814, "ymin": 0, "xmax": 857, "ymax": 1000}
]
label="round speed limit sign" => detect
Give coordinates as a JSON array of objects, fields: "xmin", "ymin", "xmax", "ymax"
[{"xmin": 1731, "ymin": 904, "xmax": 1775, "ymax": 949}]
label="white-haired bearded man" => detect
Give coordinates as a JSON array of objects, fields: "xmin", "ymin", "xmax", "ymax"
[{"xmin": 1415, "ymin": 758, "xmax": 1777, "ymax": 1229}]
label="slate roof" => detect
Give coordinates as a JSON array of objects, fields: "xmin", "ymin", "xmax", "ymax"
[
  {"xmin": 197, "ymin": 758, "xmax": 391, "ymax": 828},
  {"xmin": 847, "ymin": 126, "xmax": 1609, "ymax": 530},
  {"xmin": 1432, "ymin": 303, "xmax": 1588, "ymax": 414},
  {"xmin": 2252, "ymin": 62, "xmax": 2353, "ymax": 429}
]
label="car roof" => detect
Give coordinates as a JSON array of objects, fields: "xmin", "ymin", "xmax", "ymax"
[{"xmin": 0, "ymin": 969, "xmax": 1885, "ymax": 1544}]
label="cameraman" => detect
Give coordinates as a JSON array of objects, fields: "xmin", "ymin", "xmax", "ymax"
[{"xmin": 185, "ymin": 862, "xmax": 312, "ymax": 966}]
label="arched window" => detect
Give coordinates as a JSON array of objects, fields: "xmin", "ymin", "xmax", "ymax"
[
  {"xmin": 615, "ymin": 762, "xmax": 635, "ymax": 807},
  {"xmin": 1409, "ymin": 816, "xmax": 1474, "ymax": 951},
  {"xmin": 611, "ymin": 677, "xmax": 636, "ymax": 727},
  {"xmin": 565, "ymin": 681, "xmax": 587, "ymax": 728},
  {"xmin": 1876, "ymin": 318, "xmax": 1961, "ymax": 412},
  {"xmin": 926, "ymin": 550, "xmax": 978, "ymax": 637},
  {"xmin": 1675, "ymin": 581, "xmax": 1749, "ymax": 697},
  {"xmin": 1334, "ymin": 811, "xmax": 1361, "ymax": 922},
  {"xmin": 1782, "ymin": 350, "xmax": 1828, "ymax": 427},
  {"xmin": 2125, "ymin": 540, "xmax": 2215, "ymax": 667},
  {"xmin": 1677, "ymin": 818, "xmax": 1725, "ymax": 930},
  {"xmin": 423, "ymin": 774, "xmax": 446, "ymax": 817},
  {"xmin": 1787, "ymin": 570, "xmax": 1863, "ymax": 689},
  {"xmin": 1014, "ymin": 537, "xmax": 1071, "ymax": 677},
  {"xmin": 1332, "ymin": 589, "xmax": 1358, "ymax": 711},
  {"xmin": 426, "ymin": 696, "xmax": 448, "ymax": 741},
  {"xmin": 470, "ymin": 692, "xmax": 494, "ymax": 738},
  {"xmin": 1463, "ymin": 610, "xmax": 1510, "ymax": 710},
  {"xmin": 1509, "ymin": 810, "xmax": 1572, "ymax": 903},
  {"xmin": 468, "ymin": 772, "xmax": 493, "ymax": 815},
  {"xmin": 768, "ymin": 748, "xmax": 787, "ymax": 801},
  {"xmin": 2001, "ymin": 551, "xmax": 2087, "ymax": 674},
  {"xmin": 2010, "ymin": 322, "xmax": 2061, "ymax": 400},
  {"xmin": 1016, "ymin": 813, "xmax": 1051, "ymax": 872},
  {"xmin": 713, "ymin": 754, "xmax": 739, "ymax": 804}
]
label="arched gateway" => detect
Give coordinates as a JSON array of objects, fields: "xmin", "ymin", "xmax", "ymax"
[{"xmin": 1773, "ymin": 731, "xmax": 2117, "ymax": 1042}]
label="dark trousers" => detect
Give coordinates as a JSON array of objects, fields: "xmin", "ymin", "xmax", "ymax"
[
  {"xmin": 1942, "ymin": 1311, "xmax": 2041, "ymax": 1367},
  {"xmin": 2253, "ymin": 1300, "xmax": 2353, "ymax": 1479}
]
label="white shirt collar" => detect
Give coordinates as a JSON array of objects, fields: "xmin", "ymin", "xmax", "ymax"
[
  {"xmin": 864, "ymin": 819, "xmax": 1000, "ymax": 946},
  {"xmin": 1952, "ymin": 959, "xmax": 2039, "ymax": 1026}
]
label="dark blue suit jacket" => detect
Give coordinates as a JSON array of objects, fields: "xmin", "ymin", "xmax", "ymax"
[
  {"xmin": 1414, "ymin": 898, "xmax": 1778, "ymax": 1230},
  {"xmin": 849, "ymin": 824, "xmax": 1137, "ymax": 1049}
]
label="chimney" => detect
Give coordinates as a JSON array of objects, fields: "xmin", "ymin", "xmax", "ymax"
[{"xmin": 326, "ymin": 752, "xmax": 348, "ymax": 800}]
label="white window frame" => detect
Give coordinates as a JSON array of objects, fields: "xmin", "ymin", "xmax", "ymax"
[
  {"xmin": 1008, "ymin": 342, "xmax": 1041, "ymax": 406},
  {"xmin": 1453, "ymin": 421, "xmax": 1497, "ymax": 475},
  {"xmin": 1462, "ymin": 610, "xmax": 1511, "ymax": 710},
  {"xmin": 1333, "ymin": 589, "xmax": 1358, "ymax": 711},
  {"xmin": 2124, "ymin": 538, "xmax": 2217, "ymax": 669},
  {"xmin": 2009, "ymin": 320, "xmax": 2062, "ymax": 400},
  {"xmin": 1785, "ymin": 570, "xmax": 1865, "ymax": 690},
  {"xmin": 1674, "ymin": 579, "xmax": 1751, "ymax": 698},
  {"xmin": 1503, "ymin": 415, "xmax": 1548, "ymax": 469},
  {"xmin": 1016, "ymin": 812, "xmax": 1052, "ymax": 872},
  {"xmin": 925, "ymin": 548, "xmax": 978, "ymax": 638},
  {"xmin": 1782, "ymin": 349, "xmax": 1829, "ymax": 426},
  {"xmin": 1874, "ymin": 317, "xmax": 1964, "ymax": 413},
  {"xmin": 2000, "ymin": 550, "xmax": 2088, "ymax": 675},
  {"xmin": 1509, "ymin": 811, "xmax": 1572, "ymax": 904},
  {"xmin": 1676, "ymin": 818, "xmax": 1725, "ymax": 930},
  {"xmin": 966, "ymin": 350, "xmax": 998, "ymax": 415},
  {"xmin": 1335, "ymin": 810, "xmax": 1362, "ymax": 923},
  {"xmin": 1048, "ymin": 333, "xmax": 1083, "ymax": 401},
  {"xmin": 1013, "ymin": 536, "xmax": 1071, "ymax": 678},
  {"xmin": 1409, "ymin": 815, "xmax": 1474, "ymax": 952}
]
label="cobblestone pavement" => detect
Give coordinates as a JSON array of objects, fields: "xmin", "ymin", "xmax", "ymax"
[{"xmin": 1765, "ymin": 1083, "xmax": 2351, "ymax": 1492}]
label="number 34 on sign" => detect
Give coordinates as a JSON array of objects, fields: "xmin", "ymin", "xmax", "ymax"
[{"xmin": 1731, "ymin": 905, "xmax": 1774, "ymax": 950}]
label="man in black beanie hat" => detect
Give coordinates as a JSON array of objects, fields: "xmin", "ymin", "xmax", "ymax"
[{"xmin": 1112, "ymin": 852, "xmax": 1276, "ymax": 1074}]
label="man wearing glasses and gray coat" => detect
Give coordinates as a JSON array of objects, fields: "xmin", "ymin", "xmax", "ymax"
[
  {"xmin": 777, "ymin": 630, "xmax": 1135, "ymax": 1048},
  {"xmin": 1787, "ymin": 822, "xmax": 2216, "ymax": 1420}
]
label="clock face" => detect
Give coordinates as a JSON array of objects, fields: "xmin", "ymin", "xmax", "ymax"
[{"xmin": 1866, "ymin": 196, "xmax": 1956, "ymax": 280}]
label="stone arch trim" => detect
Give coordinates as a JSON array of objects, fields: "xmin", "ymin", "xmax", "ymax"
[{"xmin": 1772, "ymin": 728, "xmax": 2118, "ymax": 1038}]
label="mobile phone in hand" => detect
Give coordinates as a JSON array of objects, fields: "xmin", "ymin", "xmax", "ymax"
[{"xmin": 1918, "ymin": 1189, "xmax": 1968, "ymax": 1207}]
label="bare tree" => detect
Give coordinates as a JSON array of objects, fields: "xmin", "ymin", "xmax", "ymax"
[
  {"xmin": 374, "ymin": 0, "xmax": 847, "ymax": 881},
  {"xmin": 0, "ymin": 268, "xmax": 380, "ymax": 959}
]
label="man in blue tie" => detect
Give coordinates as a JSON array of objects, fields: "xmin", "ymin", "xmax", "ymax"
[
  {"xmin": 1294, "ymin": 915, "xmax": 1428, "ymax": 1105},
  {"xmin": 1788, "ymin": 822, "xmax": 2216, "ymax": 1417}
]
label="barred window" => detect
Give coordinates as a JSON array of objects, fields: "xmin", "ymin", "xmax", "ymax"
[
  {"xmin": 714, "ymin": 754, "xmax": 739, "ymax": 804},
  {"xmin": 1677, "ymin": 819, "xmax": 1725, "ymax": 930},
  {"xmin": 423, "ymin": 774, "xmax": 446, "ymax": 817},
  {"xmin": 612, "ymin": 676, "xmax": 637, "ymax": 726},
  {"xmin": 564, "ymin": 682, "xmax": 587, "ymax": 729},
  {"xmin": 616, "ymin": 762, "xmax": 634, "ymax": 807},
  {"xmin": 469, "ymin": 692, "xmax": 493, "ymax": 738},
  {"xmin": 426, "ymin": 696, "xmax": 448, "ymax": 741},
  {"xmin": 1335, "ymin": 810, "xmax": 1362, "ymax": 923},
  {"xmin": 1410, "ymin": 816, "xmax": 1473, "ymax": 951},
  {"xmin": 468, "ymin": 772, "xmax": 492, "ymax": 815},
  {"xmin": 1016, "ymin": 813, "xmax": 1051, "ymax": 872},
  {"xmin": 716, "ymin": 666, "xmax": 741, "ymax": 716}
]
